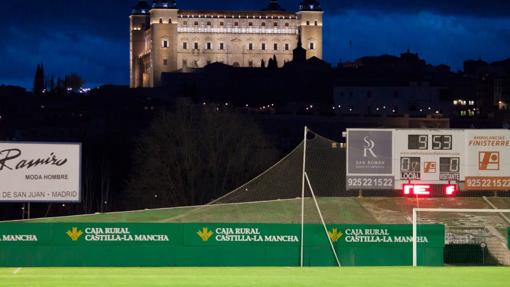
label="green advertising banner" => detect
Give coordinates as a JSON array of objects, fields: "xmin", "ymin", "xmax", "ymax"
[{"xmin": 0, "ymin": 223, "xmax": 444, "ymax": 267}]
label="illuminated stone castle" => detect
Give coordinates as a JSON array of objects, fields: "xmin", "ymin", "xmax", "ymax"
[{"xmin": 130, "ymin": 0, "xmax": 324, "ymax": 87}]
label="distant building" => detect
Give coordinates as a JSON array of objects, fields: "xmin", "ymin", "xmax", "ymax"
[
  {"xmin": 333, "ymin": 82, "xmax": 446, "ymax": 116},
  {"xmin": 130, "ymin": 0, "xmax": 324, "ymax": 88},
  {"xmin": 333, "ymin": 51, "xmax": 452, "ymax": 117},
  {"xmin": 463, "ymin": 59, "xmax": 510, "ymax": 112},
  {"xmin": 160, "ymin": 44, "xmax": 333, "ymax": 112}
]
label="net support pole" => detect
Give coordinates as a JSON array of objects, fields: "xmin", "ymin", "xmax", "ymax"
[
  {"xmin": 300, "ymin": 126, "xmax": 307, "ymax": 267},
  {"xmin": 412, "ymin": 208, "xmax": 417, "ymax": 267},
  {"xmin": 305, "ymin": 172, "xmax": 342, "ymax": 267}
]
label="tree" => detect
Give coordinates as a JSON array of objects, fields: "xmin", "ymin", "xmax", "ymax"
[
  {"xmin": 33, "ymin": 63, "xmax": 45, "ymax": 96},
  {"xmin": 268, "ymin": 55, "xmax": 278, "ymax": 69},
  {"xmin": 65, "ymin": 73, "xmax": 84, "ymax": 91},
  {"xmin": 125, "ymin": 104, "xmax": 279, "ymax": 209}
]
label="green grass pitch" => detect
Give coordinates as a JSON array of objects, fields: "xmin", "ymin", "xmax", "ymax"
[{"xmin": 0, "ymin": 267, "xmax": 509, "ymax": 287}]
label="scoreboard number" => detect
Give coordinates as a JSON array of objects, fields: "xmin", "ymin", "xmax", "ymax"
[
  {"xmin": 440, "ymin": 157, "xmax": 459, "ymax": 173},
  {"xmin": 432, "ymin": 135, "xmax": 452, "ymax": 150},
  {"xmin": 408, "ymin": 135, "xmax": 428, "ymax": 150},
  {"xmin": 400, "ymin": 157, "xmax": 421, "ymax": 179},
  {"xmin": 439, "ymin": 157, "xmax": 460, "ymax": 180},
  {"xmin": 408, "ymin": 135, "xmax": 453, "ymax": 150}
]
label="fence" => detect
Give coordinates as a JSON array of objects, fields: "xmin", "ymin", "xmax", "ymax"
[{"xmin": 0, "ymin": 223, "xmax": 443, "ymax": 267}]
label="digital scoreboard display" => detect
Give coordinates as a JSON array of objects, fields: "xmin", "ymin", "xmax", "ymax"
[
  {"xmin": 398, "ymin": 131, "xmax": 463, "ymax": 184},
  {"xmin": 408, "ymin": 135, "xmax": 452, "ymax": 150},
  {"xmin": 347, "ymin": 129, "xmax": 510, "ymax": 192},
  {"xmin": 439, "ymin": 157, "xmax": 460, "ymax": 180},
  {"xmin": 400, "ymin": 157, "xmax": 421, "ymax": 179}
]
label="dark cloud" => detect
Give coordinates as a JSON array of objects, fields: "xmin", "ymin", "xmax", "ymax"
[
  {"xmin": 323, "ymin": 12, "xmax": 510, "ymax": 68},
  {"xmin": 177, "ymin": 0, "xmax": 510, "ymax": 17},
  {"xmin": 0, "ymin": 0, "xmax": 509, "ymax": 88},
  {"xmin": 319, "ymin": 0, "xmax": 510, "ymax": 17}
]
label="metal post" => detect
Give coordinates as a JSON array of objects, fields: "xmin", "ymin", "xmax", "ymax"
[
  {"xmin": 305, "ymin": 172, "xmax": 341, "ymax": 267},
  {"xmin": 28, "ymin": 202, "xmax": 31, "ymax": 219},
  {"xmin": 412, "ymin": 208, "xmax": 417, "ymax": 267},
  {"xmin": 300, "ymin": 126, "xmax": 308, "ymax": 267}
]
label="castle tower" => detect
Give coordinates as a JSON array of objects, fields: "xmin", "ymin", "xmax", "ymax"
[
  {"xmin": 130, "ymin": 0, "xmax": 150, "ymax": 88},
  {"xmin": 129, "ymin": 0, "xmax": 324, "ymax": 88},
  {"xmin": 297, "ymin": 0, "xmax": 323, "ymax": 59},
  {"xmin": 150, "ymin": 0, "xmax": 178, "ymax": 87}
]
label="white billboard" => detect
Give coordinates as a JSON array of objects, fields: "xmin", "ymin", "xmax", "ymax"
[
  {"xmin": 464, "ymin": 130, "xmax": 510, "ymax": 190},
  {"xmin": 0, "ymin": 142, "xmax": 81, "ymax": 202},
  {"xmin": 393, "ymin": 129, "xmax": 466, "ymax": 186},
  {"xmin": 346, "ymin": 129, "xmax": 395, "ymax": 189}
]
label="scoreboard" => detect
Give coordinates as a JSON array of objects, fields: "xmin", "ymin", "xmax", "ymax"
[
  {"xmin": 394, "ymin": 129, "xmax": 465, "ymax": 184},
  {"xmin": 346, "ymin": 129, "xmax": 510, "ymax": 193}
]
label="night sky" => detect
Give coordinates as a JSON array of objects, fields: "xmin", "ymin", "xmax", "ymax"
[{"xmin": 1, "ymin": 0, "xmax": 510, "ymax": 89}]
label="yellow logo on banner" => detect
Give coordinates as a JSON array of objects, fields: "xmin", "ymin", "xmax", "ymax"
[
  {"xmin": 328, "ymin": 228, "xmax": 343, "ymax": 242},
  {"xmin": 197, "ymin": 227, "xmax": 214, "ymax": 242},
  {"xmin": 66, "ymin": 227, "xmax": 83, "ymax": 241}
]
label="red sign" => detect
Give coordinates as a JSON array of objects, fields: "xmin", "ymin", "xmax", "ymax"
[
  {"xmin": 402, "ymin": 184, "xmax": 431, "ymax": 196},
  {"xmin": 402, "ymin": 184, "xmax": 458, "ymax": 196},
  {"xmin": 443, "ymin": 184, "xmax": 458, "ymax": 196}
]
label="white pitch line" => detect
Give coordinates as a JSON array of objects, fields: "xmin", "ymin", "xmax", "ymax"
[{"xmin": 13, "ymin": 268, "xmax": 21, "ymax": 275}]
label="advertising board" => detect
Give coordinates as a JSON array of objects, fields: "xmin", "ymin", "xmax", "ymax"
[
  {"xmin": 0, "ymin": 223, "xmax": 444, "ymax": 267},
  {"xmin": 0, "ymin": 142, "xmax": 81, "ymax": 202},
  {"xmin": 464, "ymin": 130, "xmax": 510, "ymax": 190},
  {"xmin": 346, "ymin": 129, "xmax": 394, "ymax": 189}
]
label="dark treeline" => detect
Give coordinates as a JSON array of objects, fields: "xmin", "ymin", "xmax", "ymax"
[
  {"xmin": 0, "ymin": 90, "xmax": 280, "ymax": 220},
  {"xmin": 1, "ymin": 52, "xmax": 510, "ymax": 220}
]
